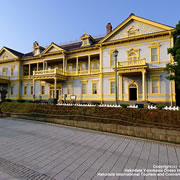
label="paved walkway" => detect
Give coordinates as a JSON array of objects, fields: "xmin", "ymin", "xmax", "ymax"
[{"xmin": 0, "ymin": 118, "xmax": 180, "ymax": 180}]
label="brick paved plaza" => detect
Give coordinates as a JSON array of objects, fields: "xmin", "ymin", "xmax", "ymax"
[{"xmin": 0, "ymin": 118, "xmax": 180, "ymax": 180}]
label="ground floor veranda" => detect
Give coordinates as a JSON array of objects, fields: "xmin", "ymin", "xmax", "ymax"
[{"xmin": 1, "ymin": 67, "xmax": 176, "ymax": 106}]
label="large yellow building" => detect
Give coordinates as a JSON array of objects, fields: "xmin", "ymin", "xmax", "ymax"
[{"xmin": 0, "ymin": 14, "xmax": 176, "ymax": 105}]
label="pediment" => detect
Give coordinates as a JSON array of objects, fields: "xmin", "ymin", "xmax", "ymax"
[
  {"xmin": 43, "ymin": 43, "xmax": 65, "ymax": 54},
  {"xmin": 100, "ymin": 14, "xmax": 174, "ymax": 43},
  {"xmin": 0, "ymin": 48, "xmax": 18, "ymax": 61}
]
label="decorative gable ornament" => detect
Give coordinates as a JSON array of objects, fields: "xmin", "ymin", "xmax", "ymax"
[{"xmin": 127, "ymin": 25, "xmax": 140, "ymax": 37}]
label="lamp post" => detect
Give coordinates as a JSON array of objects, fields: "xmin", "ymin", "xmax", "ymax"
[{"xmin": 113, "ymin": 49, "xmax": 118, "ymax": 105}]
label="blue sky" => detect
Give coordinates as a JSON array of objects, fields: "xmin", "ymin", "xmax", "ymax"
[{"xmin": 0, "ymin": 0, "xmax": 179, "ymax": 53}]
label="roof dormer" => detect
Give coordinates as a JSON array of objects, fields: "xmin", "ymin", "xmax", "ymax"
[
  {"xmin": 33, "ymin": 41, "xmax": 45, "ymax": 56},
  {"xmin": 80, "ymin": 32, "xmax": 94, "ymax": 47}
]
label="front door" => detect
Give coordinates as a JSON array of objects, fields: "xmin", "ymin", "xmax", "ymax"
[
  {"xmin": 56, "ymin": 90, "xmax": 59, "ymax": 100},
  {"xmin": 50, "ymin": 86, "xmax": 62, "ymax": 99},
  {"xmin": 129, "ymin": 88, "xmax": 137, "ymax": 100}
]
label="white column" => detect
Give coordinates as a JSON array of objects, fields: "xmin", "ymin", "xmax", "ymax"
[
  {"xmin": 88, "ymin": 55, "xmax": 91, "ymax": 74},
  {"xmin": 142, "ymin": 70, "xmax": 146, "ymax": 101},
  {"xmin": 120, "ymin": 74, "xmax": 123, "ymax": 101},
  {"xmin": 76, "ymin": 57, "xmax": 79, "ymax": 75},
  {"xmin": 29, "ymin": 64, "xmax": 31, "ymax": 77},
  {"xmin": 33, "ymin": 79, "xmax": 35, "ymax": 95},
  {"xmin": 37, "ymin": 63, "xmax": 39, "ymax": 71},
  {"xmin": 54, "ymin": 78, "xmax": 57, "ymax": 99},
  {"xmin": 100, "ymin": 47, "xmax": 102, "ymax": 73},
  {"xmin": 63, "ymin": 57, "xmax": 65, "ymax": 73}
]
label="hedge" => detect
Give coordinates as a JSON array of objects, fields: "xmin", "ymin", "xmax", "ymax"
[{"xmin": 1, "ymin": 102, "xmax": 180, "ymax": 130}]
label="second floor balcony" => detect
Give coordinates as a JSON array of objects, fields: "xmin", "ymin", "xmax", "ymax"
[
  {"xmin": 33, "ymin": 68, "xmax": 66, "ymax": 80},
  {"xmin": 0, "ymin": 75, "xmax": 10, "ymax": 83},
  {"xmin": 32, "ymin": 67, "xmax": 100, "ymax": 80},
  {"xmin": 118, "ymin": 58, "xmax": 146, "ymax": 67}
]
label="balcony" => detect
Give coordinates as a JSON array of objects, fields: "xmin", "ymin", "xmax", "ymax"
[
  {"xmin": 33, "ymin": 68, "xmax": 66, "ymax": 80},
  {"xmin": 33, "ymin": 68, "xmax": 100, "ymax": 79},
  {"xmin": 65, "ymin": 69, "xmax": 100, "ymax": 76},
  {"xmin": 0, "ymin": 75, "xmax": 10, "ymax": 83},
  {"xmin": 118, "ymin": 58, "xmax": 146, "ymax": 67}
]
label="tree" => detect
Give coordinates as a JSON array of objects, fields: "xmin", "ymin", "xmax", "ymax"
[{"xmin": 166, "ymin": 20, "xmax": 180, "ymax": 89}]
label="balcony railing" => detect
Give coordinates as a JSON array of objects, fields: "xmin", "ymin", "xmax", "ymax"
[
  {"xmin": 90, "ymin": 69, "xmax": 100, "ymax": 73},
  {"xmin": 33, "ymin": 68, "xmax": 100, "ymax": 77},
  {"xmin": 118, "ymin": 58, "xmax": 146, "ymax": 67},
  {"xmin": 0, "ymin": 75, "xmax": 9, "ymax": 80},
  {"xmin": 33, "ymin": 68, "xmax": 64, "ymax": 76}
]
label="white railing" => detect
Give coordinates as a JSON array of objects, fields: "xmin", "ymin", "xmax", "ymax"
[
  {"xmin": 33, "ymin": 68, "xmax": 64, "ymax": 76},
  {"xmin": 57, "ymin": 103, "xmax": 180, "ymax": 111},
  {"xmin": 33, "ymin": 68, "xmax": 100, "ymax": 76},
  {"xmin": 0, "ymin": 75, "xmax": 9, "ymax": 80},
  {"xmin": 90, "ymin": 69, "xmax": 100, "ymax": 73},
  {"xmin": 127, "ymin": 105, "xmax": 138, "ymax": 108},
  {"xmin": 148, "ymin": 105, "xmax": 179, "ymax": 111},
  {"xmin": 118, "ymin": 58, "xmax": 146, "ymax": 67}
]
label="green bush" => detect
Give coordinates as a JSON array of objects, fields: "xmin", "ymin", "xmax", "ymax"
[
  {"xmin": 120, "ymin": 104, "xmax": 128, "ymax": 108},
  {"xmin": 5, "ymin": 99, "xmax": 12, "ymax": 102},
  {"xmin": 17, "ymin": 99, "xmax": 25, "ymax": 103},
  {"xmin": 92, "ymin": 102, "xmax": 100, "ymax": 106},
  {"xmin": 1, "ymin": 102, "xmax": 180, "ymax": 129},
  {"xmin": 156, "ymin": 104, "xmax": 165, "ymax": 110}
]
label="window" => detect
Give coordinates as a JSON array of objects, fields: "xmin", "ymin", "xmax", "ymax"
[
  {"xmin": 151, "ymin": 76, "xmax": 160, "ymax": 94},
  {"xmin": 151, "ymin": 48, "xmax": 158, "ymax": 62},
  {"xmin": 2, "ymin": 67, "xmax": 7, "ymax": 76},
  {"xmin": 81, "ymin": 81, "xmax": 87, "ymax": 94},
  {"xmin": 23, "ymin": 66, "xmax": 29, "ymax": 76},
  {"xmin": 110, "ymin": 81, "xmax": 115, "ymax": 94},
  {"xmin": 79, "ymin": 63, "xmax": 86, "ymax": 72},
  {"xmin": 91, "ymin": 60, "xmax": 100, "ymax": 71},
  {"xmin": 110, "ymin": 53, "xmax": 115, "ymax": 66},
  {"xmin": 31, "ymin": 85, "xmax": 33, "ymax": 95},
  {"xmin": 92, "ymin": 81, "xmax": 98, "ymax": 94},
  {"xmin": 149, "ymin": 43, "xmax": 160, "ymax": 63},
  {"xmin": 109, "ymin": 50, "xmax": 116, "ymax": 67},
  {"xmin": 91, "ymin": 62, "xmax": 95, "ymax": 70},
  {"xmin": 67, "ymin": 82, "xmax": 72, "ymax": 95},
  {"xmin": 152, "ymin": 80, "xmax": 159, "ymax": 93},
  {"xmin": 83, "ymin": 40, "xmax": 88, "ymax": 46},
  {"xmin": 24, "ymin": 86, "xmax": 27, "ymax": 95},
  {"xmin": 41, "ymin": 85, "xmax": 45, "ymax": 95},
  {"xmin": 68, "ymin": 64, "xmax": 72, "ymax": 72},
  {"xmin": 11, "ymin": 65, "xmax": 14, "ymax": 76},
  {"xmin": 10, "ymin": 86, "xmax": 14, "ymax": 95}
]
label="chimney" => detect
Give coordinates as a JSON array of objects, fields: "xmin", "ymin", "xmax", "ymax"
[{"xmin": 106, "ymin": 23, "xmax": 112, "ymax": 35}]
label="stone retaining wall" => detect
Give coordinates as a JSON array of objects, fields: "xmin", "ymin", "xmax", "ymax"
[{"xmin": 10, "ymin": 114, "xmax": 180, "ymax": 144}]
